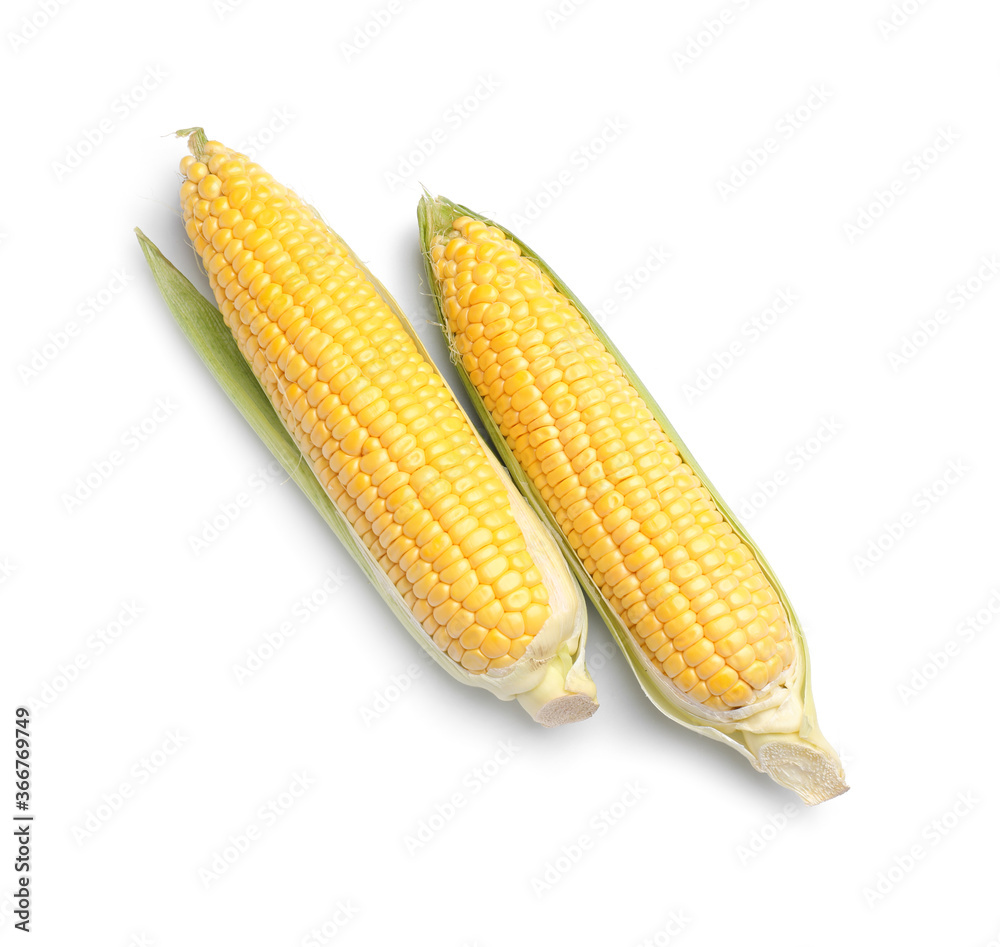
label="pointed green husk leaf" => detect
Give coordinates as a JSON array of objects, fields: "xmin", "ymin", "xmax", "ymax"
[
  {"xmin": 134, "ymin": 228, "xmax": 596, "ymax": 725},
  {"xmin": 417, "ymin": 196, "xmax": 847, "ymax": 803}
]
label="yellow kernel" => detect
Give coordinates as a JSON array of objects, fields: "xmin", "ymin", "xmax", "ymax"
[
  {"xmin": 753, "ymin": 637, "xmax": 778, "ymax": 661},
  {"xmin": 721, "ymin": 680, "xmax": 752, "ymax": 708},
  {"xmin": 500, "ymin": 588, "xmax": 531, "ymax": 611},
  {"xmin": 695, "ymin": 654, "xmax": 726, "ymax": 680},
  {"xmin": 468, "ymin": 284, "xmax": 498, "ymax": 306},
  {"xmin": 477, "ymin": 555, "xmax": 508, "ymax": 585},
  {"xmin": 670, "ymin": 621, "xmax": 702, "ymax": 651},
  {"xmin": 480, "ymin": 629, "xmax": 512, "ymax": 659},
  {"xmin": 684, "ymin": 637, "xmax": 715, "ymax": 666},
  {"xmin": 673, "ymin": 667, "xmax": 700, "ymax": 693},
  {"xmin": 523, "ymin": 604, "xmax": 549, "ymax": 635},
  {"xmin": 459, "ymin": 624, "xmax": 488, "ymax": 651},
  {"xmin": 664, "ymin": 609, "xmax": 696, "ymax": 637},
  {"xmin": 715, "ymin": 629, "xmax": 748, "ymax": 658},
  {"xmin": 460, "ymin": 650, "xmax": 489, "ymax": 672},
  {"xmin": 653, "ymin": 593, "xmax": 689, "ymax": 624},
  {"xmin": 472, "ymin": 262, "xmax": 497, "ymax": 285},
  {"xmin": 198, "ymin": 174, "xmax": 222, "ymax": 199},
  {"xmin": 493, "ymin": 571, "xmax": 523, "ymax": 598},
  {"xmin": 727, "ymin": 587, "xmax": 752, "ymax": 609},
  {"xmin": 457, "ymin": 526, "xmax": 491, "ymax": 558},
  {"xmin": 703, "ymin": 614, "xmax": 736, "ymax": 641},
  {"xmin": 740, "ymin": 660, "xmax": 769, "ymax": 690},
  {"xmin": 476, "ymin": 599, "xmax": 504, "ymax": 630},
  {"xmin": 764, "ymin": 653, "xmax": 784, "ymax": 681},
  {"xmin": 688, "ymin": 681, "xmax": 711, "ymax": 704},
  {"xmin": 446, "ymin": 607, "xmax": 475, "ymax": 638},
  {"xmin": 497, "ymin": 610, "xmax": 525, "ymax": 638}
]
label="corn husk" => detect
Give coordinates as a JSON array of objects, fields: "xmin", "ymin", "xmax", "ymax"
[
  {"xmin": 418, "ymin": 195, "xmax": 847, "ymax": 801},
  {"xmin": 135, "ymin": 227, "xmax": 596, "ymax": 725}
]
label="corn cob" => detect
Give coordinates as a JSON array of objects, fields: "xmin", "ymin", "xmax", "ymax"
[
  {"xmin": 419, "ymin": 194, "xmax": 846, "ymax": 800},
  {"xmin": 148, "ymin": 130, "xmax": 597, "ymax": 724}
]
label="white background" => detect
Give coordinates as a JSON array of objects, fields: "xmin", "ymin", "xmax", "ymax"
[{"xmin": 4, "ymin": 0, "xmax": 1000, "ymax": 943}]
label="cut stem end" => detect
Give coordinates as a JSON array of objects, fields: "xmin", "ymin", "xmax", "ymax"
[
  {"xmin": 744, "ymin": 730, "xmax": 849, "ymax": 805},
  {"xmin": 514, "ymin": 650, "xmax": 598, "ymax": 727}
]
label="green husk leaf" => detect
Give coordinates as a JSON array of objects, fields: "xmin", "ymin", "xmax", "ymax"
[
  {"xmin": 417, "ymin": 197, "xmax": 847, "ymax": 801},
  {"xmin": 134, "ymin": 227, "xmax": 596, "ymax": 724}
]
